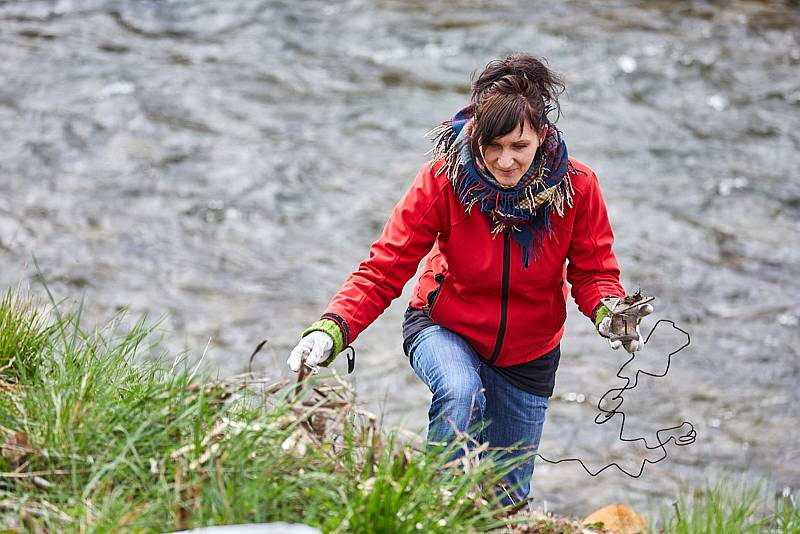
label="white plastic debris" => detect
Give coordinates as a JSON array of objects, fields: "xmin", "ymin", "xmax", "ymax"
[{"xmin": 617, "ymin": 55, "xmax": 637, "ymax": 74}]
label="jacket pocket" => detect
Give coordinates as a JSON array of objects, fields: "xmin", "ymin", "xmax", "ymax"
[{"xmin": 427, "ymin": 273, "xmax": 450, "ymax": 320}]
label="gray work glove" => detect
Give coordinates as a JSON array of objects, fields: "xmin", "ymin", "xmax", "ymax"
[{"xmin": 595, "ymin": 293, "xmax": 654, "ymax": 353}]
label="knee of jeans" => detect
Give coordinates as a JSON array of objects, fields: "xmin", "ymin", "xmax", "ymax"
[{"xmin": 431, "ymin": 376, "xmax": 485, "ymax": 414}]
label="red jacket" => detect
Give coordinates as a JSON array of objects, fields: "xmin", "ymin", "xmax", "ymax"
[{"xmin": 321, "ymin": 158, "xmax": 624, "ymax": 366}]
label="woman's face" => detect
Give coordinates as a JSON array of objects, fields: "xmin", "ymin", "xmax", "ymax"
[{"xmin": 480, "ymin": 121, "xmax": 545, "ymax": 187}]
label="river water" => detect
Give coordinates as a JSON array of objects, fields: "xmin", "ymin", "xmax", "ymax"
[{"xmin": 1, "ymin": 0, "xmax": 798, "ymax": 518}]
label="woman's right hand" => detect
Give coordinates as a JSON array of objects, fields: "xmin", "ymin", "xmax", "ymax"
[{"xmin": 287, "ymin": 331, "xmax": 334, "ymax": 372}]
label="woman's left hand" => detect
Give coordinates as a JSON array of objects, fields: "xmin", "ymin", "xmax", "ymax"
[{"xmin": 596, "ymin": 298, "xmax": 653, "ymax": 353}]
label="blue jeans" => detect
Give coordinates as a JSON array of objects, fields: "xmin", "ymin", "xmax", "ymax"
[{"xmin": 405, "ymin": 325, "xmax": 549, "ymax": 506}]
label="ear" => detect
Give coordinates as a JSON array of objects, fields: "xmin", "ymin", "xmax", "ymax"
[{"xmin": 539, "ymin": 124, "xmax": 548, "ymax": 146}]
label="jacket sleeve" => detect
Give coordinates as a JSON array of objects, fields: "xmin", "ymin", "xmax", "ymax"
[
  {"xmin": 320, "ymin": 161, "xmax": 446, "ymax": 346},
  {"xmin": 566, "ymin": 170, "xmax": 625, "ymax": 319}
]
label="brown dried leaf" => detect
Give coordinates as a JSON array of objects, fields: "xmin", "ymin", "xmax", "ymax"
[{"xmin": 2, "ymin": 431, "xmax": 33, "ymax": 467}]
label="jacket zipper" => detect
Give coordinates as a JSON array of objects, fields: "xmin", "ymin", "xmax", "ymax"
[{"xmin": 489, "ymin": 233, "xmax": 511, "ymax": 364}]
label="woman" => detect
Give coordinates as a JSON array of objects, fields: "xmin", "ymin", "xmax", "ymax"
[{"xmin": 287, "ymin": 53, "xmax": 650, "ymax": 506}]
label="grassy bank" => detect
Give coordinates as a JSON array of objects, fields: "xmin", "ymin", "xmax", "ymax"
[
  {"xmin": 0, "ymin": 289, "xmax": 578, "ymax": 533},
  {"xmin": 0, "ymin": 288, "xmax": 797, "ymax": 533},
  {"xmin": 652, "ymin": 482, "xmax": 799, "ymax": 534}
]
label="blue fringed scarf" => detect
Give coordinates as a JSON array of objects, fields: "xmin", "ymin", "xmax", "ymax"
[{"xmin": 428, "ymin": 103, "xmax": 579, "ymax": 269}]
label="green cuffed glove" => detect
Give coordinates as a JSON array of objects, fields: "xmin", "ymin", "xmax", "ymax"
[
  {"xmin": 594, "ymin": 304, "xmax": 612, "ymax": 332},
  {"xmin": 286, "ymin": 319, "xmax": 344, "ymax": 372}
]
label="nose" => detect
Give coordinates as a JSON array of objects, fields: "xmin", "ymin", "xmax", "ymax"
[{"xmin": 497, "ymin": 150, "xmax": 514, "ymax": 170}]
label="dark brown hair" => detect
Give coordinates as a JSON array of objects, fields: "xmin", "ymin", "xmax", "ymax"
[{"xmin": 470, "ymin": 53, "xmax": 565, "ymax": 153}]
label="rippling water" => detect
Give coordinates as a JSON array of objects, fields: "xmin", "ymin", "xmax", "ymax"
[{"xmin": 1, "ymin": 0, "xmax": 798, "ymax": 517}]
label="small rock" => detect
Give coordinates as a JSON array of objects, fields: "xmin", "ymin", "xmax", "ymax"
[{"xmin": 583, "ymin": 504, "xmax": 647, "ymax": 534}]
